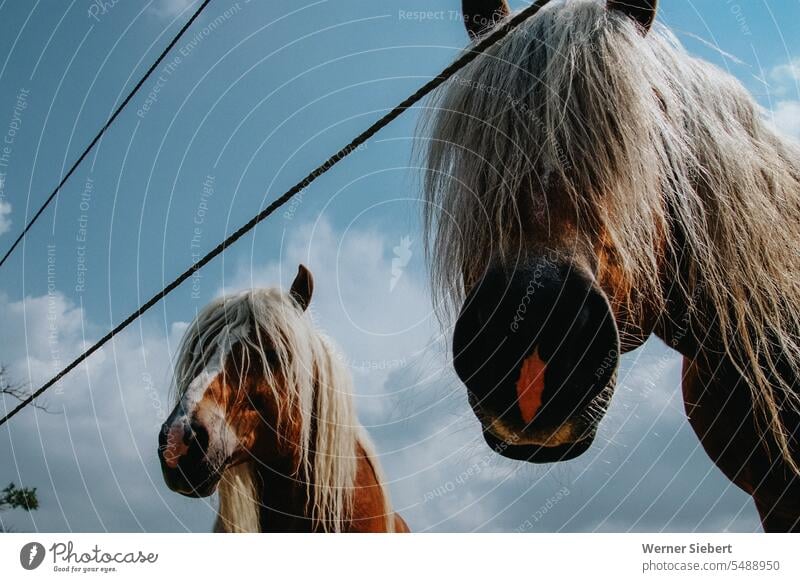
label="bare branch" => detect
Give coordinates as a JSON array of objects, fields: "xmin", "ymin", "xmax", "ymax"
[{"xmin": 0, "ymin": 365, "xmax": 56, "ymax": 414}]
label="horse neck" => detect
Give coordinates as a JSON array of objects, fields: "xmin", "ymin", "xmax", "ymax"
[
  {"xmin": 249, "ymin": 438, "xmax": 392, "ymax": 533},
  {"xmin": 252, "ymin": 456, "xmax": 314, "ymax": 532}
]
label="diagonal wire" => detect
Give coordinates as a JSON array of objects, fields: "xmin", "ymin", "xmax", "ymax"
[
  {"xmin": 0, "ymin": 0, "xmax": 214, "ymax": 270},
  {"xmin": 0, "ymin": 0, "xmax": 552, "ymax": 427}
]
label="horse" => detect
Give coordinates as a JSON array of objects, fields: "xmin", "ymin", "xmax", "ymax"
[
  {"xmin": 421, "ymin": 0, "xmax": 800, "ymax": 531},
  {"xmin": 157, "ymin": 265, "xmax": 409, "ymax": 532}
]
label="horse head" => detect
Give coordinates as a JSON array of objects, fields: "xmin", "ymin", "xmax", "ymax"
[
  {"xmin": 158, "ymin": 266, "xmax": 315, "ymax": 497},
  {"xmin": 430, "ymin": 0, "xmax": 664, "ymax": 463}
]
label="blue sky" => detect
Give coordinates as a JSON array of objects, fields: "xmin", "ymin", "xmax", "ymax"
[{"xmin": 1, "ymin": 0, "xmax": 799, "ymax": 532}]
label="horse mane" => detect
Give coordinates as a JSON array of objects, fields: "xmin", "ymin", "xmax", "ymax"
[
  {"xmin": 173, "ymin": 288, "xmax": 392, "ymax": 531},
  {"xmin": 421, "ymin": 0, "xmax": 800, "ymax": 470}
]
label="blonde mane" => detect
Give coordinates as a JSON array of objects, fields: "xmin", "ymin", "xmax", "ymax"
[
  {"xmin": 421, "ymin": 0, "xmax": 800, "ymax": 470},
  {"xmin": 173, "ymin": 288, "xmax": 392, "ymax": 532}
]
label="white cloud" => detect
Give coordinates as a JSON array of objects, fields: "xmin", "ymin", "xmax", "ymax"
[
  {"xmin": 769, "ymin": 58, "xmax": 800, "ymax": 97},
  {"xmin": 0, "ymin": 291, "xmax": 210, "ymax": 532},
  {"xmin": 771, "ymin": 100, "xmax": 800, "ymax": 141},
  {"xmin": 767, "ymin": 58, "xmax": 800, "ymax": 141},
  {"xmin": 0, "ymin": 199, "xmax": 11, "ymax": 236}
]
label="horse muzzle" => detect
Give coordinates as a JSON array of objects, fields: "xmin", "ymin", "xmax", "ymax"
[
  {"xmin": 453, "ymin": 258, "xmax": 620, "ymax": 462},
  {"xmin": 158, "ymin": 413, "xmax": 222, "ymax": 498}
]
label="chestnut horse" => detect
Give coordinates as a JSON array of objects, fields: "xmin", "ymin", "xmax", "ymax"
[
  {"xmin": 158, "ymin": 265, "xmax": 409, "ymax": 532},
  {"xmin": 422, "ymin": 0, "xmax": 800, "ymax": 531}
]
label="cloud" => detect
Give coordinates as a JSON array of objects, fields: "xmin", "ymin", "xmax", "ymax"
[
  {"xmin": 0, "ymin": 291, "xmax": 211, "ymax": 532},
  {"xmin": 767, "ymin": 58, "xmax": 800, "ymax": 141},
  {"xmin": 771, "ymin": 100, "xmax": 800, "ymax": 141},
  {"xmin": 0, "ymin": 199, "xmax": 11, "ymax": 236},
  {"xmin": 769, "ymin": 58, "xmax": 800, "ymax": 97},
  {"xmin": 0, "ymin": 220, "xmax": 761, "ymax": 532}
]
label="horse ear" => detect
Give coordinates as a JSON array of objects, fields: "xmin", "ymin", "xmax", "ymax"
[
  {"xmin": 462, "ymin": 0, "xmax": 510, "ymax": 39},
  {"xmin": 607, "ymin": 0, "xmax": 658, "ymax": 34},
  {"xmin": 290, "ymin": 264, "xmax": 314, "ymax": 311}
]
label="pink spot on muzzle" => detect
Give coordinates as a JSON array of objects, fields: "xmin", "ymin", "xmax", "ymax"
[
  {"xmin": 163, "ymin": 424, "xmax": 190, "ymax": 469},
  {"xmin": 516, "ymin": 349, "xmax": 547, "ymax": 424}
]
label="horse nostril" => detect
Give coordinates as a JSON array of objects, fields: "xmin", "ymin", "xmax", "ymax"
[{"xmin": 188, "ymin": 421, "xmax": 209, "ymax": 456}]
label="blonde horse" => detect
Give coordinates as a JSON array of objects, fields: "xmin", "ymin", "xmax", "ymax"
[
  {"xmin": 422, "ymin": 0, "xmax": 800, "ymax": 530},
  {"xmin": 158, "ymin": 265, "xmax": 408, "ymax": 532}
]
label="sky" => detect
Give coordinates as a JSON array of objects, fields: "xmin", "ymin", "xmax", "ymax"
[{"xmin": 0, "ymin": 0, "xmax": 798, "ymax": 533}]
